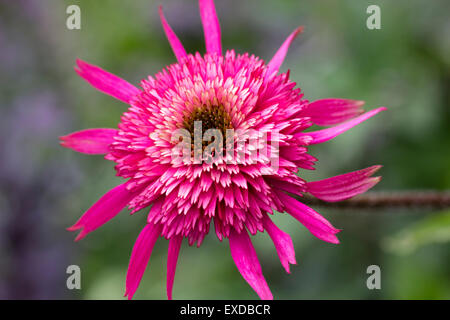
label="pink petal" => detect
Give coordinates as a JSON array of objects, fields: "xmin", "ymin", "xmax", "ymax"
[
  {"xmin": 299, "ymin": 107, "xmax": 386, "ymax": 145},
  {"xmin": 262, "ymin": 215, "xmax": 296, "ymax": 273},
  {"xmin": 125, "ymin": 223, "xmax": 162, "ymax": 300},
  {"xmin": 265, "ymin": 26, "xmax": 303, "ymax": 80},
  {"xmin": 159, "ymin": 6, "xmax": 187, "ymax": 62},
  {"xmin": 199, "ymin": 0, "xmax": 222, "ymax": 55},
  {"xmin": 228, "ymin": 229, "xmax": 273, "ymax": 300},
  {"xmin": 59, "ymin": 128, "xmax": 117, "ymax": 154},
  {"xmin": 67, "ymin": 183, "xmax": 139, "ymax": 241},
  {"xmin": 75, "ymin": 59, "xmax": 140, "ymax": 104},
  {"xmin": 302, "ymin": 98, "xmax": 365, "ymax": 126},
  {"xmin": 307, "ymin": 165, "xmax": 382, "ymax": 202},
  {"xmin": 275, "ymin": 190, "xmax": 340, "ymax": 244},
  {"xmin": 167, "ymin": 235, "xmax": 183, "ymax": 300}
]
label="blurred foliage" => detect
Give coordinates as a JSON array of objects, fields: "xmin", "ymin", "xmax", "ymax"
[
  {"xmin": 0, "ymin": 0, "xmax": 449, "ymax": 299},
  {"xmin": 383, "ymin": 210, "xmax": 450, "ymax": 255}
]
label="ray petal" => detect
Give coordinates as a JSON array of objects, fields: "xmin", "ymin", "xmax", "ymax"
[
  {"xmin": 263, "ymin": 215, "xmax": 296, "ymax": 273},
  {"xmin": 67, "ymin": 183, "xmax": 140, "ymax": 241},
  {"xmin": 60, "ymin": 128, "xmax": 117, "ymax": 154},
  {"xmin": 199, "ymin": 0, "xmax": 222, "ymax": 55},
  {"xmin": 266, "ymin": 27, "xmax": 303, "ymax": 80},
  {"xmin": 307, "ymin": 166, "xmax": 382, "ymax": 202},
  {"xmin": 275, "ymin": 190, "xmax": 340, "ymax": 244},
  {"xmin": 167, "ymin": 235, "xmax": 183, "ymax": 300},
  {"xmin": 75, "ymin": 59, "xmax": 140, "ymax": 104},
  {"xmin": 302, "ymin": 98, "xmax": 365, "ymax": 126},
  {"xmin": 159, "ymin": 6, "xmax": 188, "ymax": 62},
  {"xmin": 125, "ymin": 223, "xmax": 163, "ymax": 300},
  {"xmin": 229, "ymin": 229, "xmax": 273, "ymax": 300},
  {"xmin": 298, "ymin": 107, "xmax": 386, "ymax": 145}
]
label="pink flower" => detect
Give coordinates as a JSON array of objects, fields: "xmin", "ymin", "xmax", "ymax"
[{"xmin": 61, "ymin": 0, "xmax": 385, "ymax": 300}]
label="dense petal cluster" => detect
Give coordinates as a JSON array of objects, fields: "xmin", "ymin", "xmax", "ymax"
[
  {"xmin": 61, "ymin": 0, "xmax": 385, "ymax": 300},
  {"xmin": 106, "ymin": 50, "xmax": 316, "ymax": 246}
]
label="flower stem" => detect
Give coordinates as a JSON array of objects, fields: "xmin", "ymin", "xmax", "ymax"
[{"xmin": 297, "ymin": 191, "xmax": 450, "ymax": 209}]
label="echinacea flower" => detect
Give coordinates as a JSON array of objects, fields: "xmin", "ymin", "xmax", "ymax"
[{"xmin": 61, "ymin": 0, "xmax": 385, "ymax": 300}]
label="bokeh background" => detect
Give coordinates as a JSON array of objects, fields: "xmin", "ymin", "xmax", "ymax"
[{"xmin": 0, "ymin": 0, "xmax": 449, "ymax": 299}]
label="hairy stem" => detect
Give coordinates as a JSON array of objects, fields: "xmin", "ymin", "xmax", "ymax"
[{"xmin": 297, "ymin": 191, "xmax": 450, "ymax": 209}]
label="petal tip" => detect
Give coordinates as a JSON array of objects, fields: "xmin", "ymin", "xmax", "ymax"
[
  {"xmin": 66, "ymin": 225, "xmax": 80, "ymax": 232},
  {"xmin": 372, "ymin": 176, "xmax": 382, "ymax": 184},
  {"xmin": 370, "ymin": 165, "xmax": 383, "ymax": 173},
  {"xmin": 293, "ymin": 26, "xmax": 304, "ymax": 37},
  {"xmin": 74, "ymin": 230, "xmax": 87, "ymax": 241}
]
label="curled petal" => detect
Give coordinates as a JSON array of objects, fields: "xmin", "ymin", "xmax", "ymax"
[
  {"xmin": 75, "ymin": 59, "xmax": 140, "ymax": 104},
  {"xmin": 59, "ymin": 128, "xmax": 117, "ymax": 154},
  {"xmin": 167, "ymin": 235, "xmax": 183, "ymax": 300},
  {"xmin": 298, "ymin": 107, "xmax": 387, "ymax": 145},
  {"xmin": 229, "ymin": 229, "xmax": 273, "ymax": 300},
  {"xmin": 275, "ymin": 190, "xmax": 340, "ymax": 244},
  {"xmin": 199, "ymin": 0, "xmax": 222, "ymax": 55},
  {"xmin": 125, "ymin": 223, "xmax": 163, "ymax": 300},
  {"xmin": 266, "ymin": 26, "xmax": 303, "ymax": 80},
  {"xmin": 67, "ymin": 183, "xmax": 139, "ymax": 241},
  {"xmin": 263, "ymin": 215, "xmax": 296, "ymax": 273},
  {"xmin": 307, "ymin": 165, "xmax": 382, "ymax": 202},
  {"xmin": 302, "ymin": 98, "xmax": 365, "ymax": 126},
  {"xmin": 159, "ymin": 6, "xmax": 187, "ymax": 62}
]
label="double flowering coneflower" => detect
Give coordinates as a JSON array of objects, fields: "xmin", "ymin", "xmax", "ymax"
[{"xmin": 61, "ymin": 0, "xmax": 385, "ymax": 299}]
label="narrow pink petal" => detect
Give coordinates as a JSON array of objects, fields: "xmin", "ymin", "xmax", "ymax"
[
  {"xmin": 265, "ymin": 27, "xmax": 303, "ymax": 80},
  {"xmin": 302, "ymin": 98, "xmax": 365, "ymax": 126},
  {"xmin": 75, "ymin": 59, "xmax": 140, "ymax": 104},
  {"xmin": 67, "ymin": 183, "xmax": 139, "ymax": 241},
  {"xmin": 159, "ymin": 6, "xmax": 188, "ymax": 62},
  {"xmin": 298, "ymin": 107, "xmax": 386, "ymax": 145},
  {"xmin": 262, "ymin": 215, "xmax": 296, "ymax": 273},
  {"xmin": 199, "ymin": 0, "xmax": 222, "ymax": 55},
  {"xmin": 228, "ymin": 229, "xmax": 273, "ymax": 300},
  {"xmin": 59, "ymin": 128, "xmax": 117, "ymax": 154},
  {"xmin": 302, "ymin": 224, "xmax": 340, "ymax": 244},
  {"xmin": 275, "ymin": 190, "xmax": 340, "ymax": 244},
  {"xmin": 124, "ymin": 223, "xmax": 162, "ymax": 300},
  {"xmin": 308, "ymin": 165, "xmax": 382, "ymax": 202},
  {"xmin": 167, "ymin": 235, "xmax": 183, "ymax": 300}
]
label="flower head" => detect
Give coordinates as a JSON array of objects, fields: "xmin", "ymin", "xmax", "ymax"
[{"xmin": 61, "ymin": 0, "xmax": 385, "ymax": 300}]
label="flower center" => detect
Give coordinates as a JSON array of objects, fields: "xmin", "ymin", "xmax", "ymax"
[{"xmin": 182, "ymin": 105, "xmax": 233, "ymax": 146}]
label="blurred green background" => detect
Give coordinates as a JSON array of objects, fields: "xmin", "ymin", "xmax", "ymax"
[{"xmin": 0, "ymin": 0, "xmax": 449, "ymax": 299}]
